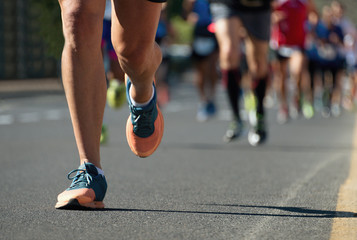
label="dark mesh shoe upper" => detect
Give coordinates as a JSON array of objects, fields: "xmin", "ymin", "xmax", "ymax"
[
  {"xmin": 126, "ymin": 79, "xmax": 158, "ymax": 138},
  {"xmin": 66, "ymin": 162, "xmax": 107, "ymax": 201}
]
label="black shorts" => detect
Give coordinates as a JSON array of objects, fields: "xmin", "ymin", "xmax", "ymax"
[
  {"xmin": 210, "ymin": 3, "xmax": 271, "ymax": 41},
  {"xmin": 148, "ymin": 0, "xmax": 167, "ymax": 2}
]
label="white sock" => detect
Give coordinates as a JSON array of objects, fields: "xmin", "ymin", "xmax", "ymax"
[
  {"xmin": 96, "ymin": 167, "xmax": 105, "ymax": 176},
  {"xmin": 130, "ymin": 85, "xmax": 154, "ymax": 107}
]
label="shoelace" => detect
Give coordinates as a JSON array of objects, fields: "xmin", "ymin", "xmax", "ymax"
[
  {"xmin": 131, "ymin": 105, "xmax": 154, "ymax": 137},
  {"xmin": 67, "ymin": 169, "xmax": 93, "ymax": 188}
]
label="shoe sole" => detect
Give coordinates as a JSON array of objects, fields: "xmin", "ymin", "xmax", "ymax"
[
  {"xmin": 126, "ymin": 105, "xmax": 164, "ymax": 158},
  {"xmin": 248, "ymin": 130, "xmax": 267, "ymax": 147},
  {"xmin": 223, "ymin": 134, "xmax": 238, "ymax": 143},
  {"xmin": 55, "ymin": 198, "xmax": 104, "ymax": 210}
]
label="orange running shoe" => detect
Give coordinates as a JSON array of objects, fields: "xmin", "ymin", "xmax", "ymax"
[
  {"xmin": 55, "ymin": 163, "xmax": 107, "ymax": 210},
  {"xmin": 126, "ymin": 78, "xmax": 164, "ymax": 158}
]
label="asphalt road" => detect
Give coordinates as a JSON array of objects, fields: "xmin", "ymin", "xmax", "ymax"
[{"xmin": 0, "ymin": 78, "xmax": 356, "ymax": 240}]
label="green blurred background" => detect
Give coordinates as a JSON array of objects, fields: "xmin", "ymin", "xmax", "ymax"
[{"xmin": 0, "ymin": 0, "xmax": 356, "ymax": 80}]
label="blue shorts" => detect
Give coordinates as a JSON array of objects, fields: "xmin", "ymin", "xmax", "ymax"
[{"xmin": 102, "ymin": 19, "xmax": 117, "ymax": 60}]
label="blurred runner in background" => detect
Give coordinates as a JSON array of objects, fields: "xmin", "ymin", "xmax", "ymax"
[
  {"xmin": 100, "ymin": 0, "xmax": 126, "ymax": 144},
  {"xmin": 331, "ymin": 1, "xmax": 357, "ymax": 111},
  {"xmin": 155, "ymin": 3, "xmax": 174, "ymax": 107},
  {"xmin": 271, "ymin": 0, "xmax": 316, "ymax": 124},
  {"xmin": 306, "ymin": 6, "xmax": 345, "ymax": 118},
  {"xmin": 183, "ymin": 0, "xmax": 219, "ymax": 122},
  {"xmin": 209, "ymin": 0, "xmax": 272, "ymax": 146}
]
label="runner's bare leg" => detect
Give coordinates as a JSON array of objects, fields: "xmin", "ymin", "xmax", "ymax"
[
  {"xmin": 111, "ymin": 0, "xmax": 162, "ymax": 104},
  {"xmin": 59, "ymin": 0, "xmax": 106, "ymax": 168}
]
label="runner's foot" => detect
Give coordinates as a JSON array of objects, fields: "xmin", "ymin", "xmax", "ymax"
[
  {"xmin": 302, "ymin": 101, "xmax": 314, "ymax": 119},
  {"xmin": 126, "ymin": 79, "xmax": 164, "ymax": 158},
  {"xmin": 100, "ymin": 124, "xmax": 108, "ymax": 144},
  {"xmin": 223, "ymin": 118, "xmax": 243, "ymax": 143},
  {"xmin": 277, "ymin": 106, "xmax": 289, "ymax": 124},
  {"xmin": 248, "ymin": 113, "xmax": 267, "ymax": 146},
  {"xmin": 331, "ymin": 103, "xmax": 341, "ymax": 117},
  {"xmin": 196, "ymin": 101, "xmax": 217, "ymax": 122},
  {"xmin": 107, "ymin": 79, "xmax": 126, "ymax": 109},
  {"xmin": 206, "ymin": 101, "xmax": 217, "ymax": 117},
  {"xmin": 55, "ymin": 162, "xmax": 107, "ymax": 210},
  {"xmin": 196, "ymin": 103, "xmax": 209, "ymax": 122}
]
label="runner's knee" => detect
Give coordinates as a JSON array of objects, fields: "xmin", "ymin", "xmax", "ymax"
[
  {"xmin": 250, "ymin": 57, "xmax": 269, "ymax": 79},
  {"xmin": 61, "ymin": 4, "xmax": 103, "ymax": 50},
  {"xmin": 114, "ymin": 40, "xmax": 162, "ymax": 76},
  {"xmin": 219, "ymin": 45, "xmax": 239, "ymax": 69}
]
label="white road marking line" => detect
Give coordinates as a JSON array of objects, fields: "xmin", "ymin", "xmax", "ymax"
[
  {"xmin": 18, "ymin": 112, "xmax": 41, "ymax": 123},
  {"xmin": 44, "ymin": 110, "xmax": 63, "ymax": 121},
  {"xmin": 0, "ymin": 115, "xmax": 14, "ymax": 125},
  {"xmin": 0, "ymin": 108, "xmax": 69, "ymax": 125},
  {"xmin": 164, "ymin": 102, "xmax": 191, "ymax": 113}
]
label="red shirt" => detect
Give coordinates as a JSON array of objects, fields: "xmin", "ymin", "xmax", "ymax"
[{"xmin": 271, "ymin": 0, "xmax": 308, "ymax": 49}]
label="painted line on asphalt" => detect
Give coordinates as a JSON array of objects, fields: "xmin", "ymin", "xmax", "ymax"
[
  {"xmin": 245, "ymin": 153, "xmax": 338, "ymax": 239},
  {"xmin": 0, "ymin": 109, "xmax": 69, "ymax": 125},
  {"xmin": 43, "ymin": 109, "xmax": 65, "ymax": 121},
  {"xmin": 330, "ymin": 119, "xmax": 357, "ymax": 240},
  {"xmin": 0, "ymin": 114, "xmax": 14, "ymax": 125},
  {"xmin": 19, "ymin": 112, "xmax": 41, "ymax": 123}
]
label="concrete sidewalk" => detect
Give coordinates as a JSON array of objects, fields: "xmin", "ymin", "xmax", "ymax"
[{"xmin": 0, "ymin": 78, "xmax": 64, "ymax": 98}]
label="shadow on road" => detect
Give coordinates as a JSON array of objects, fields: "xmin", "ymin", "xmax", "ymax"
[
  {"xmin": 92, "ymin": 204, "xmax": 356, "ymax": 218},
  {"xmin": 201, "ymin": 203, "xmax": 357, "ymax": 218}
]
